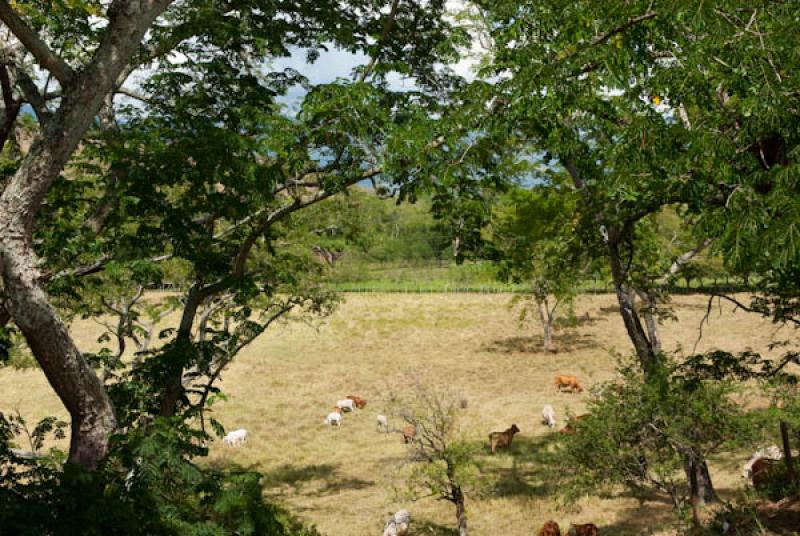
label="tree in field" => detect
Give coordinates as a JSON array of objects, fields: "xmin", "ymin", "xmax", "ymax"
[
  {"xmin": 484, "ymin": 183, "xmax": 584, "ymax": 352},
  {"xmin": 0, "ymin": 0, "xmax": 469, "ymax": 473},
  {"xmin": 390, "ymin": 381, "xmax": 482, "ymax": 536},
  {"xmin": 559, "ymin": 359, "xmax": 756, "ymax": 528},
  {"xmin": 467, "ymin": 0, "xmax": 799, "ymax": 503}
]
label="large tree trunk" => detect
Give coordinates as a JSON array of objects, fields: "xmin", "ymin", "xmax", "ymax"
[
  {"xmin": 0, "ymin": 0, "xmax": 174, "ymax": 470},
  {"xmin": 453, "ymin": 486, "xmax": 468, "ymax": 536},
  {"xmin": 607, "ymin": 240, "xmax": 658, "ymax": 375}
]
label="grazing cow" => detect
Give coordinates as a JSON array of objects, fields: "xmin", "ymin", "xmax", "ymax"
[
  {"xmin": 346, "ymin": 395, "xmax": 367, "ymax": 409},
  {"xmin": 559, "ymin": 414, "xmax": 588, "ymax": 435},
  {"xmin": 743, "ymin": 445, "xmax": 783, "ymax": 478},
  {"xmin": 554, "ymin": 375, "xmax": 584, "ymax": 393},
  {"xmin": 750, "ymin": 457, "xmax": 780, "ymax": 490},
  {"xmin": 489, "ymin": 424, "xmax": 520, "ymax": 454},
  {"xmin": 325, "ymin": 412, "xmax": 343, "ymax": 426},
  {"xmin": 542, "ymin": 405, "xmax": 557, "ymax": 428},
  {"xmin": 401, "ymin": 425, "xmax": 416, "ymax": 444},
  {"xmin": 383, "ymin": 509, "xmax": 411, "ymax": 536},
  {"xmin": 538, "ymin": 520, "xmax": 561, "ymax": 536},
  {"xmin": 336, "ymin": 399, "xmax": 356, "ymax": 412},
  {"xmin": 377, "ymin": 414, "xmax": 389, "ymax": 432},
  {"xmin": 568, "ymin": 523, "xmax": 599, "ymax": 536},
  {"xmin": 223, "ymin": 428, "xmax": 248, "ymax": 447}
]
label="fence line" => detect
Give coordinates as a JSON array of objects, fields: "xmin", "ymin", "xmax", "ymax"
[{"xmin": 148, "ymin": 277, "xmax": 754, "ymax": 296}]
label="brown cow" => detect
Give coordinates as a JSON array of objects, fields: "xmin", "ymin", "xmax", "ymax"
[
  {"xmin": 538, "ymin": 520, "xmax": 561, "ymax": 536},
  {"xmin": 401, "ymin": 425, "xmax": 416, "ymax": 444},
  {"xmin": 568, "ymin": 523, "xmax": 599, "ymax": 536},
  {"xmin": 559, "ymin": 414, "xmax": 589, "ymax": 435},
  {"xmin": 554, "ymin": 375, "xmax": 584, "ymax": 393},
  {"xmin": 346, "ymin": 395, "xmax": 367, "ymax": 409},
  {"xmin": 751, "ymin": 457, "xmax": 780, "ymax": 490},
  {"xmin": 489, "ymin": 424, "xmax": 520, "ymax": 454}
]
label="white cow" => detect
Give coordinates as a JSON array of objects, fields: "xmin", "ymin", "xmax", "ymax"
[
  {"xmin": 223, "ymin": 428, "xmax": 248, "ymax": 447},
  {"xmin": 743, "ymin": 445, "xmax": 783, "ymax": 478},
  {"xmin": 325, "ymin": 412, "xmax": 343, "ymax": 426},
  {"xmin": 542, "ymin": 405, "xmax": 556, "ymax": 428},
  {"xmin": 336, "ymin": 399, "xmax": 355, "ymax": 412},
  {"xmin": 377, "ymin": 414, "xmax": 389, "ymax": 432}
]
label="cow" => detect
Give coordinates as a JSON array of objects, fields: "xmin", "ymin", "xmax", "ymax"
[{"xmin": 489, "ymin": 424, "xmax": 520, "ymax": 454}]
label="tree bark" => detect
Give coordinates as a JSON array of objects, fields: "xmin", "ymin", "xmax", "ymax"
[
  {"xmin": 607, "ymin": 239, "xmax": 658, "ymax": 375},
  {"xmin": 538, "ymin": 299, "xmax": 554, "ymax": 352},
  {"xmin": 453, "ymin": 486, "xmax": 468, "ymax": 536},
  {"xmin": 637, "ymin": 290, "xmax": 662, "ymax": 353},
  {"xmin": 687, "ymin": 459, "xmax": 701, "ymax": 528},
  {"xmin": 159, "ymin": 285, "xmax": 204, "ymax": 417},
  {"xmin": 0, "ymin": 0, "xmax": 174, "ymax": 470},
  {"xmin": 780, "ymin": 421, "xmax": 797, "ymax": 486},
  {"xmin": 683, "ymin": 453, "xmax": 716, "ymax": 506}
]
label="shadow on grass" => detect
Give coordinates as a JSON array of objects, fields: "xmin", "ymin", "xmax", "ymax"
[
  {"xmin": 483, "ymin": 332, "xmax": 597, "ymax": 355},
  {"xmin": 414, "ymin": 519, "xmax": 458, "ymax": 535},
  {"xmin": 207, "ymin": 460, "xmax": 373, "ymax": 498},
  {"xmin": 262, "ymin": 462, "xmax": 374, "ymax": 497},
  {"xmin": 596, "ymin": 501, "xmax": 677, "ymax": 535},
  {"xmin": 467, "ymin": 433, "xmax": 566, "ymax": 499}
]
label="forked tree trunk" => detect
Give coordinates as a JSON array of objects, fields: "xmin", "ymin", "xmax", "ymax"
[
  {"xmin": 453, "ymin": 486, "xmax": 468, "ymax": 536},
  {"xmin": 637, "ymin": 290, "xmax": 662, "ymax": 352},
  {"xmin": 683, "ymin": 452, "xmax": 716, "ymax": 506}
]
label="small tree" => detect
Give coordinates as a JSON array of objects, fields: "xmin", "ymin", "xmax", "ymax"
[
  {"xmin": 485, "ymin": 185, "xmax": 585, "ymax": 352},
  {"xmin": 558, "ymin": 357, "xmax": 755, "ymax": 529},
  {"xmin": 390, "ymin": 381, "xmax": 481, "ymax": 536}
]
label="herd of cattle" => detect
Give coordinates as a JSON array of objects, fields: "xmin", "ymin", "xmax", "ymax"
[{"xmin": 217, "ymin": 373, "xmax": 790, "ymax": 534}]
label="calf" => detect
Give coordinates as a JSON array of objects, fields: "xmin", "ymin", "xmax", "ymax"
[
  {"xmin": 542, "ymin": 405, "xmax": 556, "ymax": 428},
  {"xmin": 538, "ymin": 520, "xmax": 561, "ymax": 536},
  {"xmin": 401, "ymin": 425, "xmax": 416, "ymax": 444},
  {"xmin": 750, "ymin": 457, "xmax": 780, "ymax": 490},
  {"xmin": 559, "ymin": 414, "xmax": 588, "ymax": 435},
  {"xmin": 568, "ymin": 523, "xmax": 599, "ymax": 536},
  {"xmin": 489, "ymin": 424, "xmax": 520, "ymax": 454},
  {"xmin": 346, "ymin": 395, "xmax": 367, "ymax": 409},
  {"xmin": 336, "ymin": 399, "xmax": 355, "ymax": 412},
  {"xmin": 377, "ymin": 414, "xmax": 389, "ymax": 432},
  {"xmin": 223, "ymin": 428, "xmax": 248, "ymax": 447},
  {"xmin": 325, "ymin": 412, "xmax": 343, "ymax": 426},
  {"xmin": 555, "ymin": 375, "xmax": 584, "ymax": 393}
]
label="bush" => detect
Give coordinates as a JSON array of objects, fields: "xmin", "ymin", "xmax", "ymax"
[{"xmin": 0, "ymin": 413, "xmax": 320, "ymax": 536}]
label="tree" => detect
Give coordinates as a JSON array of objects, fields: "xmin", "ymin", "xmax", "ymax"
[
  {"xmin": 484, "ymin": 183, "xmax": 584, "ymax": 352},
  {"xmin": 0, "ymin": 0, "xmax": 467, "ymax": 470},
  {"xmin": 559, "ymin": 359, "xmax": 755, "ymax": 528},
  {"xmin": 390, "ymin": 381, "xmax": 482, "ymax": 536},
  {"xmin": 468, "ymin": 0, "xmax": 799, "ymax": 501}
]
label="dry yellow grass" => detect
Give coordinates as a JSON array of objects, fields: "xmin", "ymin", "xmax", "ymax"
[{"xmin": 0, "ymin": 293, "xmax": 790, "ymax": 535}]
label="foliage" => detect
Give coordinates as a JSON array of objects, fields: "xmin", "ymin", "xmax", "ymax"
[
  {"xmin": 558, "ymin": 357, "xmax": 756, "ymax": 513},
  {"xmin": 0, "ymin": 412, "xmax": 321, "ymax": 535}
]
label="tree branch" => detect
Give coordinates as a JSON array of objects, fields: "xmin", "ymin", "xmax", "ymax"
[{"xmin": 0, "ymin": 1, "xmax": 75, "ymax": 85}]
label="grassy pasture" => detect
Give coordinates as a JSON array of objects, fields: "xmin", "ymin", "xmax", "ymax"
[{"xmin": 0, "ymin": 293, "xmax": 790, "ymax": 535}]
